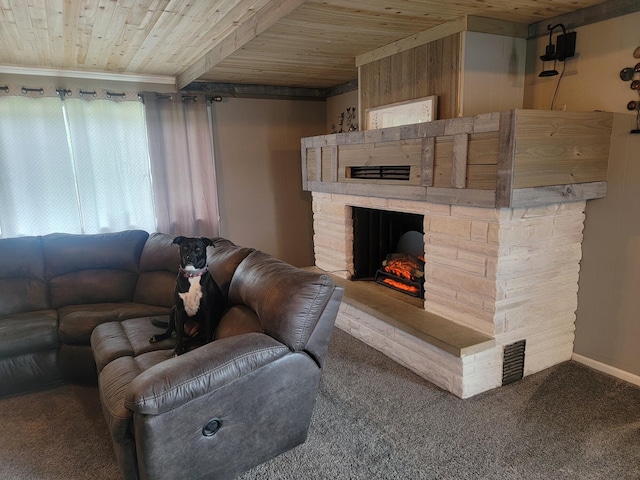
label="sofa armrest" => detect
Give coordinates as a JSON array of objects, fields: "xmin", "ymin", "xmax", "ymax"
[{"xmin": 125, "ymin": 333, "xmax": 289, "ymax": 415}]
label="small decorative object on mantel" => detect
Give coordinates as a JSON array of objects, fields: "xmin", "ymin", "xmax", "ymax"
[
  {"xmin": 620, "ymin": 47, "xmax": 640, "ymax": 134},
  {"xmin": 331, "ymin": 107, "xmax": 358, "ymax": 133}
]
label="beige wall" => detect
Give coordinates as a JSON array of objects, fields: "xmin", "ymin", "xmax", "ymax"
[
  {"xmin": 524, "ymin": 12, "xmax": 639, "ymax": 114},
  {"xmin": 210, "ymin": 97, "xmax": 326, "ymax": 267},
  {"xmin": 525, "ymin": 12, "xmax": 640, "ymax": 380}
]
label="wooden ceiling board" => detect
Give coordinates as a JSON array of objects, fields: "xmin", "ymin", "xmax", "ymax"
[{"xmin": 0, "ymin": 0, "xmax": 614, "ymax": 89}]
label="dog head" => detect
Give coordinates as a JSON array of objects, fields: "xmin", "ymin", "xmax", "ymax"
[{"xmin": 173, "ymin": 236, "xmax": 213, "ymax": 274}]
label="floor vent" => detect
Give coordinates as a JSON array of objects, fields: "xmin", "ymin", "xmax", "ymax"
[
  {"xmin": 349, "ymin": 166, "xmax": 411, "ymax": 180},
  {"xmin": 502, "ymin": 340, "xmax": 526, "ymax": 386}
]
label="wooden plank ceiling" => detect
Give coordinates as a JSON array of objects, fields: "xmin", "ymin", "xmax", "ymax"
[{"xmin": 0, "ymin": 0, "xmax": 609, "ymax": 90}]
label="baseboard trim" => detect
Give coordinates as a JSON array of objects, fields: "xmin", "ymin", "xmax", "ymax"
[{"xmin": 572, "ymin": 353, "xmax": 640, "ymax": 387}]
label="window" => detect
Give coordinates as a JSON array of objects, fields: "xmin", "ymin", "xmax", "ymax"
[{"xmin": 0, "ymin": 94, "xmax": 156, "ymax": 237}]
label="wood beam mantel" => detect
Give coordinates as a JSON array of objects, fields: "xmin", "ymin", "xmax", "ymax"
[
  {"xmin": 300, "ymin": 110, "xmax": 614, "ymax": 208},
  {"xmin": 176, "ymin": 0, "xmax": 305, "ymax": 90}
]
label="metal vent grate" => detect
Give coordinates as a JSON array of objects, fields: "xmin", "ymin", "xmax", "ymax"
[
  {"xmin": 502, "ymin": 340, "xmax": 526, "ymax": 386},
  {"xmin": 349, "ymin": 166, "xmax": 410, "ymax": 180}
]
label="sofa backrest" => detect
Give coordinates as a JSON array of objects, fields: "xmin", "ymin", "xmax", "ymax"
[
  {"xmin": 134, "ymin": 234, "xmax": 247, "ymax": 307},
  {"xmin": 206, "ymin": 241, "xmax": 254, "ymax": 296},
  {"xmin": 133, "ymin": 233, "xmax": 179, "ymax": 307},
  {"xmin": 0, "ymin": 236, "xmax": 50, "ymax": 316},
  {"xmin": 43, "ymin": 230, "xmax": 149, "ymax": 308},
  {"xmin": 227, "ymin": 250, "xmax": 343, "ymax": 366}
]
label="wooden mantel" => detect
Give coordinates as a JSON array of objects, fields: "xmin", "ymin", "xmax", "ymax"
[{"xmin": 301, "ymin": 109, "xmax": 614, "ymax": 208}]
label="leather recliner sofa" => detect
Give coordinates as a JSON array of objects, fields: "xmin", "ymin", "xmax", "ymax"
[
  {"xmin": 0, "ymin": 230, "xmax": 344, "ymax": 480},
  {"xmin": 91, "ymin": 244, "xmax": 344, "ymax": 480},
  {"xmin": 0, "ymin": 230, "xmax": 183, "ymax": 396}
]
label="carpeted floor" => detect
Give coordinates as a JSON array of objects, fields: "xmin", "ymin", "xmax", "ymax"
[{"xmin": 1, "ymin": 328, "xmax": 639, "ymax": 479}]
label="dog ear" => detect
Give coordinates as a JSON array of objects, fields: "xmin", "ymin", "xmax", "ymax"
[
  {"xmin": 172, "ymin": 236, "xmax": 186, "ymax": 246},
  {"xmin": 202, "ymin": 237, "xmax": 214, "ymax": 247}
]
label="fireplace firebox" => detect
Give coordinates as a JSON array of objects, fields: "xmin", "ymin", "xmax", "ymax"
[{"xmin": 352, "ymin": 207, "xmax": 425, "ymax": 298}]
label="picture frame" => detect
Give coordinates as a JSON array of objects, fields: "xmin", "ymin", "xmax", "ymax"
[{"xmin": 365, "ymin": 95, "xmax": 438, "ymax": 130}]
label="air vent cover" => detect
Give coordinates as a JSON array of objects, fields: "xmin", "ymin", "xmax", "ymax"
[
  {"xmin": 502, "ymin": 340, "xmax": 526, "ymax": 386},
  {"xmin": 349, "ymin": 166, "xmax": 410, "ymax": 180}
]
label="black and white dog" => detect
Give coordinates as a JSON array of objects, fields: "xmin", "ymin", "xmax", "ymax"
[{"xmin": 149, "ymin": 236, "xmax": 224, "ymax": 356}]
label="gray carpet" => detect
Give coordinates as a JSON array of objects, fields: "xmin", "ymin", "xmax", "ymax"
[{"xmin": 1, "ymin": 328, "xmax": 639, "ymax": 479}]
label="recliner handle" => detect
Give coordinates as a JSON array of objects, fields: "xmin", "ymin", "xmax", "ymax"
[{"xmin": 202, "ymin": 418, "xmax": 222, "ymax": 437}]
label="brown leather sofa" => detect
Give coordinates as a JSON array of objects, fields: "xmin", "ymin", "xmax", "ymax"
[
  {"xmin": 0, "ymin": 230, "xmax": 344, "ymax": 479},
  {"xmin": 0, "ymin": 230, "xmax": 187, "ymax": 397},
  {"xmin": 90, "ymin": 244, "xmax": 344, "ymax": 480}
]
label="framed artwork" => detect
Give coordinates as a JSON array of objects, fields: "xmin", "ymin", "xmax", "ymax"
[{"xmin": 365, "ymin": 95, "xmax": 438, "ymax": 130}]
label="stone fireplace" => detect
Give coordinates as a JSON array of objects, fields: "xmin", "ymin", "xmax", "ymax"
[
  {"xmin": 301, "ymin": 109, "xmax": 614, "ymax": 398},
  {"xmin": 312, "ymin": 192, "xmax": 587, "ymax": 397}
]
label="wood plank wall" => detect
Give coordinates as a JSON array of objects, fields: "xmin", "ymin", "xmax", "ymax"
[{"xmin": 359, "ymin": 33, "xmax": 461, "ymax": 123}]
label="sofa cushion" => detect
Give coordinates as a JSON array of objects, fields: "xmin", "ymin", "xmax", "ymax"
[
  {"xmin": 133, "ymin": 233, "xmax": 178, "ymax": 307},
  {"xmin": 133, "ymin": 270, "xmax": 176, "ymax": 308},
  {"xmin": 91, "ymin": 317, "xmax": 175, "ymax": 373},
  {"xmin": 0, "ymin": 278, "xmax": 50, "ymax": 317},
  {"xmin": 58, "ymin": 303, "xmax": 171, "ymax": 345},
  {"xmin": 0, "ymin": 236, "xmax": 49, "ymax": 315},
  {"xmin": 0, "ymin": 350, "xmax": 63, "ymax": 397},
  {"xmin": 43, "ymin": 230, "xmax": 149, "ymax": 308},
  {"xmin": 49, "ymin": 270, "xmax": 140, "ymax": 308},
  {"xmin": 207, "ymin": 243, "xmax": 254, "ymax": 295},
  {"xmin": 0, "ymin": 310, "xmax": 59, "ymax": 358},
  {"xmin": 216, "ymin": 305, "xmax": 262, "ymax": 339}
]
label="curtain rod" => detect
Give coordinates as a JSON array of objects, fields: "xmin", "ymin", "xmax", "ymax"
[
  {"xmin": 13, "ymin": 86, "xmax": 127, "ymax": 97},
  {"xmin": 148, "ymin": 93, "xmax": 222, "ymax": 102},
  {"xmin": 3, "ymin": 85, "xmax": 222, "ymax": 103},
  {"xmin": 21, "ymin": 87, "xmax": 44, "ymax": 95}
]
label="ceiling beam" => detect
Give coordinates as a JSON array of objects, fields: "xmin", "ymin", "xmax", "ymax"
[
  {"xmin": 183, "ymin": 79, "xmax": 358, "ymax": 100},
  {"xmin": 183, "ymin": 81, "xmax": 326, "ymax": 100},
  {"xmin": 176, "ymin": 0, "xmax": 305, "ymax": 90}
]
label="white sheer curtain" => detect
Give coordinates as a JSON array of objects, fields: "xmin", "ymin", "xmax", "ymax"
[
  {"xmin": 140, "ymin": 92, "xmax": 219, "ymax": 237},
  {"xmin": 0, "ymin": 88, "xmax": 156, "ymax": 237},
  {"xmin": 0, "ymin": 95, "xmax": 80, "ymax": 235},
  {"xmin": 64, "ymin": 97, "xmax": 156, "ymax": 233}
]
